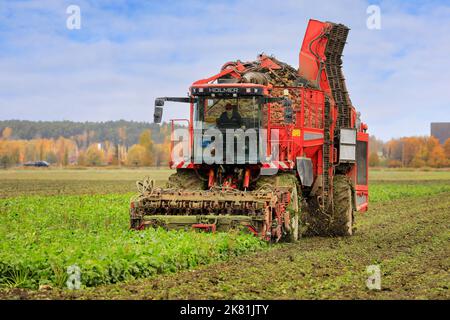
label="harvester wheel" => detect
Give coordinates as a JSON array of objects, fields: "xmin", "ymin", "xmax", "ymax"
[
  {"xmin": 329, "ymin": 175, "xmax": 354, "ymax": 236},
  {"xmin": 167, "ymin": 169, "xmax": 205, "ymax": 190},
  {"xmin": 301, "ymin": 175, "xmax": 354, "ymax": 237},
  {"xmin": 254, "ymin": 172, "xmax": 300, "ymax": 242},
  {"xmin": 288, "ymin": 184, "xmax": 300, "ymax": 242}
]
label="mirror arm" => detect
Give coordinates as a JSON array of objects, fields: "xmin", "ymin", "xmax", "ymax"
[
  {"xmin": 156, "ymin": 97, "xmax": 197, "ymax": 104},
  {"xmin": 153, "ymin": 97, "xmax": 197, "ymax": 124}
]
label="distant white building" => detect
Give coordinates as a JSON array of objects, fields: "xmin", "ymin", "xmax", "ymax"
[{"xmin": 431, "ymin": 123, "xmax": 450, "ymax": 144}]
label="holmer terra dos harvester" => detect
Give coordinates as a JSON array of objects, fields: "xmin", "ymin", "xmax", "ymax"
[{"xmin": 130, "ymin": 19, "xmax": 369, "ymax": 241}]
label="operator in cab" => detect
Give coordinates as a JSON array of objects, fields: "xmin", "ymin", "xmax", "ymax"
[{"xmin": 216, "ymin": 103, "xmax": 243, "ymax": 129}]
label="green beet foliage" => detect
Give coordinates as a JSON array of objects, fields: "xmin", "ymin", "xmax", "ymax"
[
  {"xmin": 0, "ymin": 194, "xmax": 266, "ymax": 289},
  {"xmin": 1, "ymin": 180, "xmax": 448, "ymax": 289},
  {"xmin": 369, "ymin": 181, "xmax": 450, "ymax": 203}
]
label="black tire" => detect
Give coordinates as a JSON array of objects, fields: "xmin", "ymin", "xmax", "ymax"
[
  {"xmin": 301, "ymin": 175, "xmax": 354, "ymax": 237},
  {"xmin": 329, "ymin": 175, "xmax": 354, "ymax": 236}
]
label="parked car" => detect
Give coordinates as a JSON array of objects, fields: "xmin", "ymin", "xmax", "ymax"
[{"xmin": 23, "ymin": 161, "xmax": 50, "ymax": 167}]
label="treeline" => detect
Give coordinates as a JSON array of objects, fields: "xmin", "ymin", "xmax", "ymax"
[
  {"xmin": 1, "ymin": 122, "xmax": 449, "ymax": 168},
  {"xmin": 0, "ymin": 125, "xmax": 171, "ymax": 168},
  {"xmin": 0, "ymin": 120, "xmax": 167, "ymax": 147},
  {"xmin": 369, "ymin": 135, "xmax": 450, "ymax": 168}
]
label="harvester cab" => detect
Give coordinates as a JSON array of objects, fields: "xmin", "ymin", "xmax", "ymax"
[
  {"xmin": 131, "ymin": 19, "xmax": 369, "ymax": 241},
  {"xmin": 154, "ymin": 84, "xmax": 290, "ymax": 167}
]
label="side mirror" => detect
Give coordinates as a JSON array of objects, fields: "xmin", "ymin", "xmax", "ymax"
[
  {"xmin": 283, "ymin": 98, "xmax": 293, "ymax": 123},
  {"xmin": 154, "ymin": 98, "xmax": 165, "ymax": 123},
  {"xmin": 154, "ymin": 106, "xmax": 163, "ymax": 123},
  {"xmin": 155, "ymin": 98, "xmax": 165, "ymax": 107}
]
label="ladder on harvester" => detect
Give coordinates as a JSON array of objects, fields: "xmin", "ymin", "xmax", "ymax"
[{"xmin": 322, "ymin": 98, "xmax": 332, "ymax": 209}]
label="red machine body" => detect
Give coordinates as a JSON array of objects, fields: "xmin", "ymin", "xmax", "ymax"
[
  {"xmin": 133, "ymin": 19, "xmax": 368, "ymax": 241},
  {"xmin": 168, "ymin": 19, "xmax": 368, "ymax": 212}
]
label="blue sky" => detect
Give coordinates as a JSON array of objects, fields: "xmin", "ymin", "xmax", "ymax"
[{"xmin": 0, "ymin": 0, "xmax": 449, "ymax": 140}]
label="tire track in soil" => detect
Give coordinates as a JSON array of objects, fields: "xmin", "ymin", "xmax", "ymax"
[{"xmin": 2, "ymin": 192, "xmax": 449, "ymax": 300}]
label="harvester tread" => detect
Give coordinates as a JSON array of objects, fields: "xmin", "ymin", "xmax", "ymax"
[
  {"xmin": 329, "ymin": 175, "xmax": 354, "ymax": 236},
  {"xmin": 301, "ymin": 175, "xmax": 354, "ymax": 237}
]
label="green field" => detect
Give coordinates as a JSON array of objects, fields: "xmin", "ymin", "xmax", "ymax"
[
  {"xmin": 0, "ymin": 168, "xmax": 173, "ymax": 198},
  {"xmin": 0, "ymin": 168, "xmax": 449, "ymax": 299},
  {"xmin": 0, "ymin": 168, "xmax": 173, "ymax": 181},
  {"xmin": 369, "ymin": 168, "xmax": 450, "ymax": 181},
  {"xmin": 0, "ymin": 195, "xmax": 265, "ymax": 289}
]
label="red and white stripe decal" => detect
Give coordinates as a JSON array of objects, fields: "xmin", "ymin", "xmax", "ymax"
[
  {"xmin": 172, "ymin": 161, "xmax": 194, "ymax": 169},
  {"xmin": 173, "ymin": 161, "xmax": 293, "ymax": 170},
  {"xmin": 261, "ymin": 161, "xmax": 294, "ymax": 169}
]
